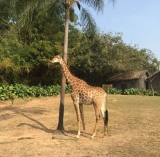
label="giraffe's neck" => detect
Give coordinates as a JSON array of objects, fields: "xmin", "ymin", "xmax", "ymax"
[{"xmin": 60, "ymin": 59, "xmax": 76, "ymax": 86}]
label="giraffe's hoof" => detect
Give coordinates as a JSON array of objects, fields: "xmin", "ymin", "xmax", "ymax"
[
  {"xmin": 76, "ymin": 135, "xmax": 80, "ymax": 138},
  {"xmin": 102, "ymin": 133, "xmax": 108, "ymax": 138},
  {"xmin": 91, "ymin": 133, "xmax": 96, "ymax": 139},
  {"xmin": 104, "ymin": 131, "xmax": 109, "ymax": 136},
  {"xmin": 91, "ymin": 135, "xmax": 94, "ymax": 139}
]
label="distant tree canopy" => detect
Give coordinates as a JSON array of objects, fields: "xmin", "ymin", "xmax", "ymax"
[
  {"xmin": 69, "ymin": 32, "xmax": 160, "ymax": 85},
  {"xmin": 0, "ymin": 0, "xmax": 159, "ymax": 86}
]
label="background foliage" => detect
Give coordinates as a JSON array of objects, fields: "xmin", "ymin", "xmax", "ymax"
[
  {"xmin": 1, "ymin": 84, "xmax": 159, "ymax": 103},
  {"xmin": 0, "ymin": 83, "xmax": 72, "ymax": 101},
  {"xmin": 0, "ymin": 0, "xmax": 160, "ymax": 86},
  {"xmin": 106, "ymin": 87, "xmax": 160, "ymax": 96}
]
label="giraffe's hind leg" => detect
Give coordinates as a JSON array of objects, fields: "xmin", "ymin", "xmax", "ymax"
[
  {"xmin": 100, "ymin": 105, "xmax": 108, "ymax": 136},
  {"xmin": 79, "ymin": 104, "xmax": 85, "ymax": 131},
  {"xmin": 91, "ymin": 103, "xmax": 101, "ymax": 139},
  {"xmin": 91, "ymin": 112, "xmax": 101, "ymax": 139}
]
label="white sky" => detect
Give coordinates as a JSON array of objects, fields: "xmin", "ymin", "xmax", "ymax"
[{"xmin": 76, "ymin": 0, "xmax": 160, "ymax": 61}]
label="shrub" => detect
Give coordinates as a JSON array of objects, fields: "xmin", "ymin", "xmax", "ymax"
[
  {"xmin": 106, "ymin": 88, "xmax": 122, "ymax": 95},
  {"xmin": 0, "ymin": 84, "xmax": 72, "ymax": 100},
  {"xmin": 124, "ymin": 88, "xmax": 140, "ymax": 95},
  {"xmin": 106, "ymin": 88, "xmax": 160, "ymax": 96}
]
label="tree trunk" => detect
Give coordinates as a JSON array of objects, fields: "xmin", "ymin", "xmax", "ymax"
[{"xmin": 57, "ymin": 1, "xmax": 69, "ymax": 130}]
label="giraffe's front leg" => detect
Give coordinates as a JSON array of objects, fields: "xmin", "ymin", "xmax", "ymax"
[
  {"xmin": 79, "ymin": 104, "xmax": 85, "ymax": 131},
  {"xmin": 74, "ymin": 104, "xmax": 81, "ymax": 138}
]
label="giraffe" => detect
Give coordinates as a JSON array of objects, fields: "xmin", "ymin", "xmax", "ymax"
[{"xmin": 50, "ymin": 55, "xmax": 108, "ymax": 139}]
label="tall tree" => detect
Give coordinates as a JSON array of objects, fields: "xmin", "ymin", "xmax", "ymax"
[{"xmin": 57, "ymin": 0, "xmax": 116, "ymax": 131}]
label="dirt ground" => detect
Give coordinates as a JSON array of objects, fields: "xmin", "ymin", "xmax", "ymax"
[{"xmin": 0, "ymin": 94, "xmax": 160, "ymax": 157}]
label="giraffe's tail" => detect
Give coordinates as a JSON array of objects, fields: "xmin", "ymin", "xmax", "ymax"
[
  {"xmin": 101, "ymin": 94, "xmax": 108, "ymax": 136},
  {"xmin": 105, "ymin": 109, "xmax": 109, "ymax": 130}
]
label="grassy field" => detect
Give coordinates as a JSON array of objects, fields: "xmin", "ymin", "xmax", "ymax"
[{"xmin": 0, "ymin": 94, "xmax": 160, "ymax": 157}]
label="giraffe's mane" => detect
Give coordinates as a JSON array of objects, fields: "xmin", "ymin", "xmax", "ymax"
[{"xmin": 62, "ymin": 58, "xmax": 88, "ymax": 85}]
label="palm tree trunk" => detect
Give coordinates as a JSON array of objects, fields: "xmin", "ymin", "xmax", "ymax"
[{"xmin": 57, "ymin": 1, "xmax": 69, "ymax": 130}]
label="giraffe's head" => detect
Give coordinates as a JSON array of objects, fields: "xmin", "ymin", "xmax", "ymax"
[{"xmin": 50, "ymin": 55, "xmax": 62, "ymax": 64}]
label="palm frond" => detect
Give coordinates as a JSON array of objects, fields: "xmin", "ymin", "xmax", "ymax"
[
  {"xmin": 79, "ymin": 0, "xmax": 104, "ymax": 12},
  {"xmin": 80, "ymin": 7, "xmax": 97, "ymax": 36},
  {"xmin": 11, "ymin": 0, "xmax": 44, "ymax": 26},
  {"xmin": 11, "ymin": 0, "xmax": 63, "ymax": 28},
  {"xmin": 79, "ymin": 0, "xmax": 117, "ymax": 12},
  {"xmin": 75, "ymin": 1, "xmax": 81, "ymax": 10}
]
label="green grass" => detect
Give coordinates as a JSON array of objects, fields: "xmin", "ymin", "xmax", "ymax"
[
  {"xmin": 0, "ymin": 94, "xmax": 160, "ymax": 157},
  {"xmin": 110, "ymin": 96, "xmax": 159, "ymax": 130}
]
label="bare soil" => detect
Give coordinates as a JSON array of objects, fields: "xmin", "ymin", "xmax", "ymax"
[{"xmin": 0, "ymin": 94, "xmax": 160, "ymax": 157}]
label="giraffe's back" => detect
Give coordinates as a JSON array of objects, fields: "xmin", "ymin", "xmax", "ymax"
[{"xmin": 73, "ymin": 84, "xmax": 106, "ymax": 105}]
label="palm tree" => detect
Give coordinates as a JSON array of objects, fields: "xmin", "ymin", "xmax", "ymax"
[{"xmin": 56, "ymin": 0, "xmax": 116, "ymax": 130}]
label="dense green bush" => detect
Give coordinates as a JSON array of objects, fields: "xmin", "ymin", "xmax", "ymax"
[
  {"xmin": 139, "ymin": 89, "xmax": 160, "ymax": 96},
  {"xmin": 0, "ymin": 84, "xmax": 72, "ymax": 101},
  {"xmin": 124, "ymin": 88, "xmax": 140, "ymax": 95},
  {"xmin": 106, "ymin": 88, "xmax": 122, "ymax": 95},
  {"xmin": 106, "ymin": 88, "xmax": 160, "ymax": 96},
  {"xmin": 1, "ymin": 84, "xmax": 160, "ymax": 101}
]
